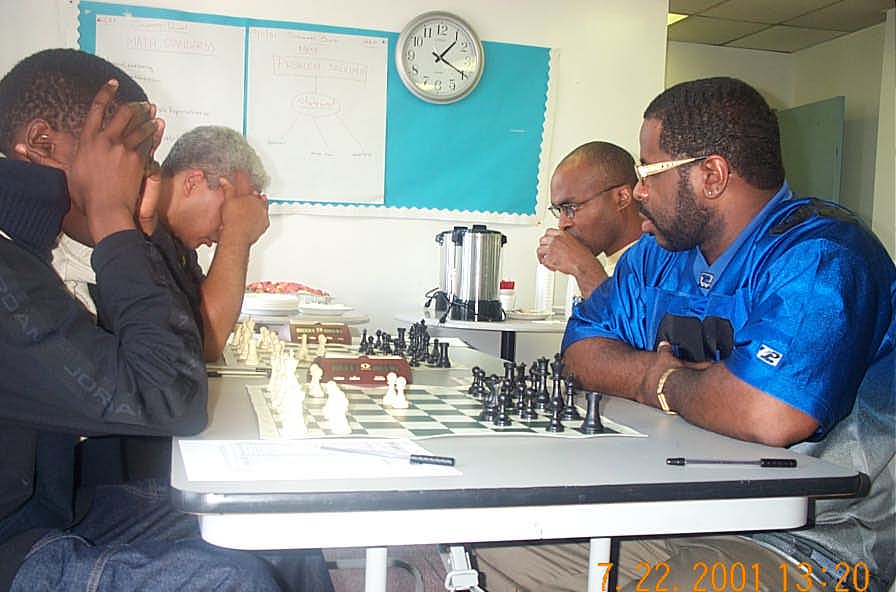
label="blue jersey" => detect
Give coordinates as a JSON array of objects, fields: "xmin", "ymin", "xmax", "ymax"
[{"xmin": 563, "ymin": 183, "xmax": 895, "ymax": 439}]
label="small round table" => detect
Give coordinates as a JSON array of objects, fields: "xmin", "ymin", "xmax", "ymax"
[{"xmin": 395, "ymin": 309, "xmax": 565, "ymax": 362}]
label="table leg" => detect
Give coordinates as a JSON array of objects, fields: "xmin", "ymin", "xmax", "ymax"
[
  {"xmin": 587, "ymin": 538, "xmax": 612, "ymax": 592},
  {"xmin": 499, "ymin": 331, "xmax": 516, "ymax": 362},
  {"xmin": 365, "ymin": 547, "xmax": 388, "ymax": 592}
]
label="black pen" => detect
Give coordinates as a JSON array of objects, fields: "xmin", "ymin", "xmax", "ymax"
[
  {"xmin": 666, "ymin": 457, "xmax": 797, "ymax": 468},
  {"xmin": 207, "ymin": 368, "xmax": 270, "ymax": 377},
  {"xmin": 320, "ymin": 445, "xmax": 456, "ymax": 466}
]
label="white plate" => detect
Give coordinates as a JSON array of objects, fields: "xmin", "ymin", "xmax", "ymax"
[
  {"xmin": 506, "ymin": 309, "xmax": 553, "ymax": 321},
  {"xmin": 298, "ymin": 303, "xmax": 354, "ymax": 316},
  {"xmin": 242, "ymin": 293, "xmax": 299, "ymax": 314}
]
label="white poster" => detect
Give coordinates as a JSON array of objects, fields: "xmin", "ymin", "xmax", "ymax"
[
  {"xmin": 94, "ymin": 14, "xmax": 245, "ymax": 162},
  {"xmin": 246, "ymin": 27, "xmax": 388, "ymax": 203}
]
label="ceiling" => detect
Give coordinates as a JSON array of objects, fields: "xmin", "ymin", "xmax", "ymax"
[{"xmin": 668, "ymin": 0, "xmax": 894, "ymax": 53}]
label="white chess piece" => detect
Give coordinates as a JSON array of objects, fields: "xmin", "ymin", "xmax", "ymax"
[
  {"xmin": 297, "ymin": 334, "xmax": 309, "ymax": 362},
  {"xmin": 316, "ymin": 333, "xmax": 327, "ymax": 358},
  {"xmin": 392, "ymin": 376, "xmax": 409, "ymax": 409},
  {"xmin": 307, "ymin": 363, "xmax": 325, "ymax": 398},
  {"xmin": 245, "ymin": 337, "xmax": 259, "ymax": 366},
  {"xmin": 383, "ymin": 372, "xmax": 398, "ymax": 407},
  {"xmin": 324, "ymin": 381, "xmax": 351, "ymax": 435},
  {"xmin": 278, "ymin": 353, "xmax": 303, "ymax": 405}
]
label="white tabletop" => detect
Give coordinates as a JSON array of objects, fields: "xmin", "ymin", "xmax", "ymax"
[
  {"xmin": 173, "ymin": 347, "xmax": 863, "ymax": 528},
  {"xmin": 396, "ymin": 309, "xmax": 565, "ymax": 334},
  {"xmin": 173, "ymin": 348, "xmax": 865, "ymax": 591}
]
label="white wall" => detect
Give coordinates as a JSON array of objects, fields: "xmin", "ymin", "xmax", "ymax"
[
  {"xmin": 666, "ymin": 41, "xmax": 792, "ymax": 110},
  {"xmin": 667, "ymin": 21, "xmax": 895, "ymax": 259},
  {"xmin": 872, "ymin": 8, "xmax": 895, "ymax": 257},
  {"xmin": 0, "ymin": 0, "xmax": 668, "ymax": 359}
]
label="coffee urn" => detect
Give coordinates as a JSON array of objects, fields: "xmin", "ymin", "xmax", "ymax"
[
  {"xmin": 449, "ymin": 224, "xmax": 507, "ymax": 321},
  {"xmin": 432, "ymin": 226, "xmax": 467, "ymax": 312}
]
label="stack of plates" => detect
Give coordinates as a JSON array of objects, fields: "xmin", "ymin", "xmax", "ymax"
[
  {"xmin": 506, "ymin": 309, "xmax": 553, "ymax": 320},
  {"xmin": 297, "ymin": 303, "xmax": 354, "ymax": 317},
  {"xmin": 241, "ymin": 293, "xmax": 300, "ymax": 317}
]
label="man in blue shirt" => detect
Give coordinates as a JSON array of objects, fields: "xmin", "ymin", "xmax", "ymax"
[{"xmin": 475, "ymin": 77, "xmax": 894, "ymax": 591}]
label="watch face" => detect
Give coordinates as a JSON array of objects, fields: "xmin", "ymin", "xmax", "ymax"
[{"xmin": 396, "ymin": 12, "xmax": 484, "ymax": 104}]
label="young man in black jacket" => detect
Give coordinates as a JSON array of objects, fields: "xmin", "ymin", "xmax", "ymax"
[{"xmin": 0, "ymin": 49, "xmax": 332, "ymax": 592}]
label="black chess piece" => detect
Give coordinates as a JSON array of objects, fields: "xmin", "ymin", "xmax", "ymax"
[
  {"xmin": 500, "ymin": 361, "xmax": 515, "ymax": 405},
  {"xmin": 546, "ymin": 392, "xmax": 565, "ymax": 432},
  {"xmin": 561, "ymin": 374, "xmax": 582, "ymax": 421},
  {"xmin": 513, "ymin": 377, "xmax": 527, "ymax": 416},
  {"xmin": 493, "ymin": 378, "xmax": 512, "ymax": 427},
  {"xmin": 396, "ymin": 327, "xmax": 407, "ymax": 352},
  {"xmin": 547, "ymin": 362, "xmax": 564, "ymax": 412},
  {"xmin": 374, "ymin": 330, "xmax": 383, "ymax": 352},
  {"xmin": 427, "ymin": 338, "xmax": 441, "ymax": 365},
  {"xmin": 579, "ymin": 391, "xmax": 604, "ymax": 434},
  {"xmin": 520, "ymin": 379, "xmax": 538, "ymax": 421},
  {"xmin": 469, "ymin": 366, "xmax": 485, "ymax": 398},
  {"xmin": 437, "ymin": 341, "xmax": 451, "ymax": 368},
  {"xmin": 358, "ymin": 329, "xmax": 368, "ymax": 353},
  {"xmin": 534, "ymin": 357, "xmax": 550, "ymax": 409},
  {"xmin": 478, "ymin": 375, "xmax": 499, "ymax": 422}
]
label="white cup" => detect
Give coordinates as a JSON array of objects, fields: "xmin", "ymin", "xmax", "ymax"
[{"xmin": 499, "ymin": 289, "xmax": 516, "ymax": 312}]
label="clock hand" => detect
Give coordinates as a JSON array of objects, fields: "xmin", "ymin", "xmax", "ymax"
[
  {"xmin": 431, "ymin": 51, "xmax": 468, "ymax": 79},
  {"xmin": 436, "ymin": 40, "xmax": 457, "ymax": 61}
]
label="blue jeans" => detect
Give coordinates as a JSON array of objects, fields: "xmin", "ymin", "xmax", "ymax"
[{"xmin": 11, "ymin": 479, "xmax": 333, "ymax": 592}]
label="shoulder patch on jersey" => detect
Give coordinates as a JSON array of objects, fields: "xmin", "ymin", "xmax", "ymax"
[
  {"xmin": 756, "ymin": 344, "xmax": 783, "ymax": 367},
  {"xmin": 770, "ymin": 199, "xmax": 858, "ymax": 235}
]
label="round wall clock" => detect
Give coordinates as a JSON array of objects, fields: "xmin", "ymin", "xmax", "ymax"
[{"xmin": 395, "ymin": 11, "xmax": 485, "ymax": 104}]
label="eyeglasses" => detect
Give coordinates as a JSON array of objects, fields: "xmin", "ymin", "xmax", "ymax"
[
  {"xmin": 548, "ymin": 183, "xmax": 624, "ymax": 219},
  {"xmin": 634, "ymin": 156, "xmax": 708, "ymax": 184}
]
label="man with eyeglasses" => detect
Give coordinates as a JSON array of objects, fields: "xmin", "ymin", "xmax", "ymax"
[
  {"xmin": 475, "ymin": 77, "xmax": 894, "ymax": 591},
  {"xmin": 537, "ymin": 141, "xmax": 643, "ymax": 299}
]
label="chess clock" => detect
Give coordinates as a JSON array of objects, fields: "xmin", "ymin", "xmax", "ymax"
[{"xmin": 395, "ymin": 11, "xmax": 484, "ymax": 104}]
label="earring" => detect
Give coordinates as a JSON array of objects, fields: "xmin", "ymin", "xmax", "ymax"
[{"xmin": 38, "ymin": 134, "xmax": 49, "ymax": 141}]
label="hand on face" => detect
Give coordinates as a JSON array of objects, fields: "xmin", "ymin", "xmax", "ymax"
[
  {"xmin": 536, "ymin": 228, "xmax": 594, "ymax": 274},
  {"xmin": 21, "ymin": 81, "xmax": 164, "ymax": 243},
  {"xmin": 217, "ymin": 176, "xmax": 270, "ymax": 247}
]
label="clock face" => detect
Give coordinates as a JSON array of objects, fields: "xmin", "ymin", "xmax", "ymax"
[{"xmin": 396, "ymin": 12, "xmax": 484, "ymax": 104}]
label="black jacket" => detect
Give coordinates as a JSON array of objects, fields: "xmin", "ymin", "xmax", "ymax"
[{"xmin": 0, "ymin": 158, "xmax": 207, "ymax": 588}]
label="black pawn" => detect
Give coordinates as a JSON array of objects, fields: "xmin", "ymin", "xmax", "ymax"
[
  {"xmin": 546, "ymin": 394, "xmax": 565, "ymax": 433},
  {"xmin": 561, "ymin": 374, "xmax": 582, "ymax": 421},
  {"xmin": 469, "ymin": 366, "xmax": 485, "ymax": 397},
  {"xmin": 493, "ymin": 380, "xmax": 512, "ymax": 427},
  {"xmin": 579, "ymin": 391, "xmax": 604, "ymax": 434},
  {"xmin": 519, "ymin": 381, "xmax": 538, "ymax": 421}
]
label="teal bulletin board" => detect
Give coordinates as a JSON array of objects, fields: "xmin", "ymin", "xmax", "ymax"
[{"xmin": 78, "ymin": 2, "xmax": 551, "ymax": 216}]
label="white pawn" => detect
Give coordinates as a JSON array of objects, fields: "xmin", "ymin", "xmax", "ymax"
[
  {"xmin": 257, "ymin": 326, "xmax": 271, "ymax": 352},
  {"xmin": 316, "ymin": 333, "xmax": 327, "ymax": 358},
  {"xmin": 279, "ymin": 388, "xmax": 307, "ymax": 438},
  {"xmin": 383, "ymin": 372, "xmax": 398, "ymax": 407},
  {"xmin": 297, "ymin": 334, "xmax": 309, "ymax": 361},
  {"xmin": 307, "ymin": 363, "xmax": 325, "ymax": 398},
  {"xmin": 392, "ymin": 376, "xmax": 409, "ymax": 409},
  {"xmin": 324, "ymin": 381, "xmax": 351, "ymax": 435}
]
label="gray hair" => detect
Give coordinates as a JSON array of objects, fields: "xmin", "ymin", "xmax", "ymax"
[{"xmin": 161, "ymin": 125, "xmax": 270, "ymax": 191}]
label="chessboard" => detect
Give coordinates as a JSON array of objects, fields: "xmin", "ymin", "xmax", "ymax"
[{"xmin": 247, "ymin": 383, "xmax": 644, "ymax": 440}]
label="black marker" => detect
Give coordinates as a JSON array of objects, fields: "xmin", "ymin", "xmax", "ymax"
[
  {"xmin": 666, "ymin": 457, "xmax": 797, "ymax": 468},
  {"xmin": 207, "ymin": 368, "xmax": 271, "ymax": 377},
  {"xmin": 320, "ymin": 445, "xmax": 456, "ymax": 466}
]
